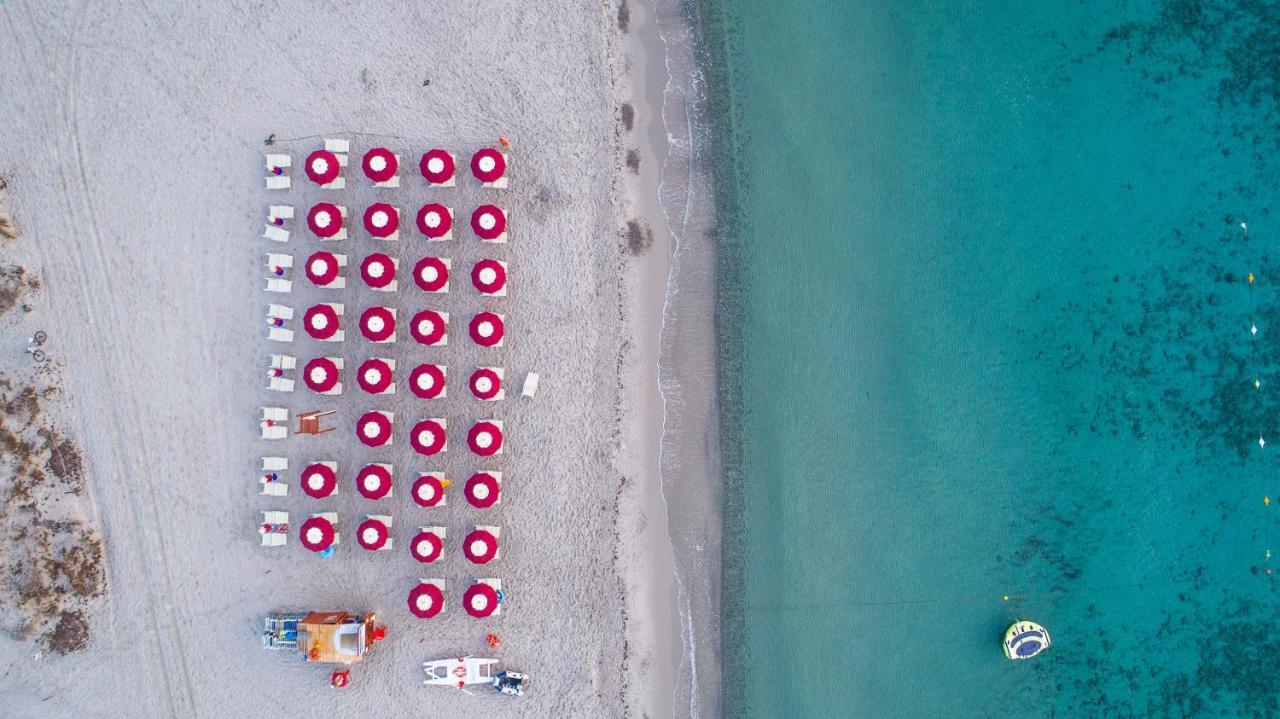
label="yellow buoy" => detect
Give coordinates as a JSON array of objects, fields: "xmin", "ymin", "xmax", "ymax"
[
  {"xmin": 1266, "ymin": 496, "xmax": 1271, "ymax": 506},
  {"xmin": 1249, "ymin": 272, "xmax": 1256, "ymax": 284}
]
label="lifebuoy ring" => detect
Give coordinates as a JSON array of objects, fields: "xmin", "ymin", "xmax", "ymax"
[{"xmin": 453, "ymin": 665, "xmax": 467, "ymax": 678}]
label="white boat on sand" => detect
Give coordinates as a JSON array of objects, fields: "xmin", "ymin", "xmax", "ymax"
[{"xmin": 422, "ymin": 656, "xmax": 527, "ymax": 695}]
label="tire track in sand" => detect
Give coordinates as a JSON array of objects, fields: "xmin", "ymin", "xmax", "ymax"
[{"xmin": 3, "ymin": 1, "xmax": 198, "ymax": 716}]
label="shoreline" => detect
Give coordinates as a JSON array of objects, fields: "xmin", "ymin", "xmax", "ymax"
[{"xmin": 646, "ymin": 1, "xmax": 724, "ymax": 717}]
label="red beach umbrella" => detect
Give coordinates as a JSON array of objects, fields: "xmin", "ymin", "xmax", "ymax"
[
  {"xmin": 305, "ymin": 251, "xmax": 340, "ymax": 286},
  {"xmin": 471, "ymin": 259, "xmax": 507, "ymax": 295},
  {"xmin": 413, "ymin": 257, "xmax": 450, "ymax": 293},
  {"xmin": 360, "ymin": 307, "xmax": 396, "ymax": 342},
  {"xmin": 467, "ymin": 421, "xmax": 503, "ymax": 456},
  {"xmin": 305, "ymin": 150, "xmax": 341, "ymax": 185},
  {"xmin": 357, "ymin": 358, "xmax": 394, "ymax": 395},
  {"xmin": 357, "ymin": 411, "xmax": 393, "ymax": 447},
  {"xmin": 420, "ymin": 149, "xmax": 455, "ymax": 185},
  {"xmin": 411, "ymin": 474, "xmax": 446, "ymax": 507},
  {"xmin": 463, "ymin": 528, "xmax": 499, "ymax": 564},
  {"xmin": 299, "ymin": 516, "xmax": 336, "ymax": 552},
  {"xmin": 357, "ymin": 517, "xmax": 390, "ymax": 551},
  {"xmin": 301, "ymin": 463, "xmax": 338, "ymax": 499},
  {"xmin": 463, "ymin": 582, "xmax": 500, "ymax": 618},
  {"xmin": 416, "ymin": 203, "xmax": 452, "ymax": 239},
  {"xmin": 410, "ymin": 419, "xmax": 447, "ymax": 456},
  {"xmin": 409, "ymin": 363, "xmax": 446, "ymax": 399},
  {"xmin": 410, "ymin": 309, "xmax": 448, "ymax": 346},
  {"xmin": 470, "ymin": 148, "xmax": 506, "ymax": 184},
  {"xmin": 469, "ymin": 368, "xmax": 502, "ymax": 400},
  {"xmin": 360, "ymin": 253, "xmax": 397, "ymax": 289},
  {"xmin": 465, "ymin": 472, "xmax": 501, "ymax": 509},
  {"xmin": 362, "ymin": 203, "xmax": 400, "ymax": 238},
  {"xmin": 356, "ymin": 464, "xmax": 393, "ymax": 500},
  {"xmin": 469, "ymin": 312, "xmax": 504, "ymax": 347},
  {"xmin": 307, "ymin": 202, "xmax": 344, "ymax": 238},
  {"xmin": 470, "ymin": 205, "xmax": 506, "ymax": 240},
  {"xmin": 303, "ymin": 304, "xmax": 340, "ymax": 340},
  {"xmin": 408, "ymin": 582, "xmax": 444, "ymax": 618},
  {"xmin": 303, "ymin": 357, "xmax": 341, "ymax": 393},
  {"xmin": 409, "ymin": 530, "xmax": 443, "ymax": 563},
  {"xmin": 362, "ymin": 148, "xmax": 398, "ymax": 183}
]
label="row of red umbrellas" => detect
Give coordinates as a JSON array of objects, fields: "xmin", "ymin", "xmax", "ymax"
[
  {"xmin": 303, "ymin": 253, "xmax": 506, "ymax": 294},
  {"xmin": 298, "ymin": 465, "xmax": 502, "ymax": 507},
  {"xmin": 306, "ymin": 147, "xmax": 507, "ymax": 186},
  {"xmin": 303, "ymin": 306, "xmax": 505, "ymax": 346},
  {"xmin": 301, "ymin": 359, "xmax": 501, "ymax": 399},
  {"xmin": 354, "ymin": 414, "xmax": 504, "ymax": 456},
  {"xmin": 408, "ymin": 580, "xmax": 502, "ymax": 619},
  {"xmin": 305, "ymin": 203, "xmax": 507, "ymax": 240}
]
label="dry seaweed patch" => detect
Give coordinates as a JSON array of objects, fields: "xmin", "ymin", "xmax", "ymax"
[
  {"xmin": 624, "ymin": 220, "xmax": 654, "ymax": 256},
  {"xmin": 0, "ymin": 266, "xmax": 37, "ymax": 316},
  {"xmin": 0, "ymin": 376, "xmax": 102, "ymax": 652}
]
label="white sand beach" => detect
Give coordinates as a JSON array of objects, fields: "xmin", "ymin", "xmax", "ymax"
[{"xmin": 0, "ymin": 1, "xmax": 697, "ymax": 717}]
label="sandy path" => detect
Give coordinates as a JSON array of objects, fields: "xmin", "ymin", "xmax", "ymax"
[{"xmin": 0, "ymin": 2, "xmax": 676, "ymax": 716}]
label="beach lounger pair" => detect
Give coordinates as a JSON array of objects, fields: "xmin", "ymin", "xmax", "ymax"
[
  {"xmin": 265, "ymin": 154, "xmax": 291, "ymax": 190},
  {"xmin": 321, "ymin": 139, "xmax": 349, "ymax": 190},
  {"xmin": 260, "ymin": 455, "xmax": 289, "ymax": 496},
  {"xmin": 261, "ymin": 407, "xmax": 288, "ymax": 439},
  {"xmin": 268, "ymin": 327, "xmax": 294, "ymax": 343},
  {"xmin": 260, "ymin": 510, "xmax": 289, "ymax": 547},
  {"xmin": 264, "ymin": 278, "xmax": 292, "ymax": 293}
]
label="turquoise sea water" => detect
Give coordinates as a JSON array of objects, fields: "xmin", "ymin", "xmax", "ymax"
[{"xmin": 707, "ymin": 1, "xmax": 1280, "ymax": 716}]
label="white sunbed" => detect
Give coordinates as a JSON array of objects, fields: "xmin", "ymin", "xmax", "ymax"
[
  {"xmin": 268, "ymin": 327, "xmax": 294, "ymax": 343},
  {"xmin": 318, "ymin": 227, "xmax": 348, "ymax": 241},
  {"xmin": 265, "ymin": 253, "xmax": 293, "ymax": 270},
  {"xmin": 261, "ymin": 456, "xmax": 288, "ymax": 471},
  {"xmin": 265, "ymin": 176, "xmax": 291, "ymax": 190},
  {"xmin": 333, "ymin": 254, "xmax": 349, "ymax": 267},
  {"xmin": 322, "ymin": 178, "xmax": 346, "ymax": 191},
  {"xmin": 324, "ymin": 138, "xmax": 351, "ymax": 154},
  {"xmin": 314, "ymin": 511, "xmax": 341, "ymax": 546},
  {"xmin": 320, "ymin": 277, "xmax": 346, "ymax": 290},
  {"xmin": 270, "ymin": 354, "xmax": 296, "ymax": 370},
  {"xmin": 478, "ymin": 578, "xmax": 504, "ymax": 615},
  {"xmin": 263, "ymin": 225, "xmax": 290, "ymax": 243},
  {"xmin": 267, "ymin": 304, "xmax": 295, "ymax": 321},
  {"xmin": 261, "ymin": 425, "xmax": 288, "ymax": 440},
  {"xmin": 264, "ymin": 278, "xmax": 292, "ymax": 293},
  {"xmin": 265, "ymin": 154, "xmax": 291, "ymax": 169},
  {"xmin": 521, "ymin": 372, "xmax": 539, "ymax": 398},
  {"xmin": 375, "ymin": 176, "xmax": 400, "ymax": 189},
  {"xmin": 366, "ymin": 514, "xmax": 394, "ymax": 551},
  {"xmin": 260, "ymin": 509, "xmax": 288, "ymax": 546},
  {"xmin": 268, "ymin": 376, "xmax": 294, "ymax": 393},
  {"xmin": 268, "ymin": 205, "xmax": 294, "ymax": 222},
  {"xmin": 261, "ymin": 407, "xmax": 288, "ymax": 422},
  {"xmin": 259, "ymin": 480, "xmax": 288, "ymax": 497}
]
